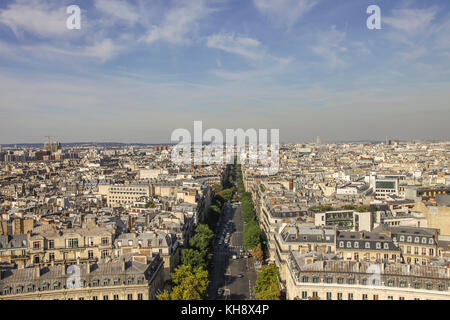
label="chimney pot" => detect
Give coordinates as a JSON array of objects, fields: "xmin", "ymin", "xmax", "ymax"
[{"xmin": 35, "ymin": 264, "xmax": 40, "ymax": 278}]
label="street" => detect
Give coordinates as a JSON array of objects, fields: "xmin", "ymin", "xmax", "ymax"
[{"xmin": 207, "ymin": 203, "xmax": 258, "ymax": 300}]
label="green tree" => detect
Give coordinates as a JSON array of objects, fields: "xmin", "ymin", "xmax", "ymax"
[
  {"xmin": 157, "ymin": 290, "xmax": 171, "ymax": 300},
  {"xmin": 243, "ymin": 220, "xmax": 260, "ymax": 250},
  {"xmin": 145, "ymin": 201, "xmax": 156, "ymax": 208},
  {"xmin": 168, "ymin": 265, "xmax": 210, "ymax": 300},
  {"xmin": 254, "ymin": 264, "xmax": 280, "ymax": 300},
  {"xmin": 181, "ymin": 248, "xmax": 207, "ymax": 269}
]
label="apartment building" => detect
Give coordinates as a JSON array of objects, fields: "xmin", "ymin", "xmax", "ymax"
[
  {"xmin": 286, "ymin": 251, "xmax": 450, "ymax": 300},
  {"xmin": 27, "ymin": 227, "xmax": 114, "ymax": 266},
  {"xmin": 0, "ymin": 254, "xmax": 164, "ymax": 300}
]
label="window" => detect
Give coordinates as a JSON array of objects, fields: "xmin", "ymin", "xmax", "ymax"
[
  {"xmin": 312, "ymin": 292, "xmax": 318, "ymax": 297},
  {"xmin": 407, "ymin": 246, "xmax": 411, "ymax": 254},
  {"xmin": 102, "ymin": 237, "xmax": 109, "ymax": 245},
  {"xmin": 92, "ymin": 280, "xmax": 100, "ymax": 287},
  {"xmin": 422, "ymin": 248, "xmax": 426, "ymax": 256},
  {"xmin": 426, "ymin": 283, "xmax": 433, "ymax": 290},
  {"xmin": 302, "ymin": 276, "xmax": 308, "ymax": 283},
  {"xmin": 88, "ymin": 250, "xmax": 94, "ymax": 259},
  {"xmin": 312, "ymin": 277, "xmax": 319, "ymax": 283},
  {"xmin": 429, "ymin": 238, "xmax": 434, "ymax": 245},
  {"xmin": 33, "ymin": 241, "xmax": 40, "ymax": 249},
  {"xmin": 407, "ymin": 236, "xmax": 412, "ymax": 242},
  {"xmin": 365, "ymin": 242, "xmax": 370, "ymax": 249},
  {"xmin": 429, "ymin": 249, "xmax": 434, "ymax": 256},
  {"xmin": 422, "ymin": 238, "xmax": 427, "ymax": 244},
  {"xmin": 348, "ymin": 293, "xmax": 353, "ymax": 300},
  {"xmin": 114, "ymin": 295, "xmax": 119, "ymax": 300},
  {"xmin": 326, "ymin": 292, "xmax": 332, "ymax": 300},
  {"xmin": 361, "ymin": 278, "xmax": 368, "ymax": 285},
  {"xmin": 387, "ymin": 279, "xmax": 394, "ymax": 287},
  {"xmin": 114, "ymin": 278, "xmax": 120, "ymax": 285},
  {"xmin": 399, "ymin": 236, "xmax": 405, "ymax": 242},
  {"xmin": 438, "ymin": 283, "xmax": 445, "ymax": 291},
  {"xmin": 49, "ymin": 253, "xmax": 55, "ymax": 261},
  {"xmin": 326, "ymin": 277, "xmax": 333, "ymax": 284},
  {"xmin": 92, "ymin": 296, "xmax": 98, "ymax": 300},
  {"xmin": 373, "ymin": 295, "xmax": 379, "ymax": 300},
  {"xmin": 346, "ymin": 242, "xmax": 352, "ymax": 248},
  {"xmin": 53, "ymin": 282, "xmax": 61, "ymax": 290},
  {"xmin": 414, "ymin": 247, "xmax": 419, "ymax": 255},
  {"xmin": 103, "ymin": 295, "xmax": 109, "ymax": 300},
  {"xmin": 127, "ymin": 294, "xmax": 133, "ymax": 300},
  {"xmin": 414, "ymin": 282, "xmax": 421, "ymax": 289},
  {"xmin": 103, "ymin": 279, "xmax": 110, "ymax": 286},
  {"xmin": 337, "ymin": 293, "xmax": 343, "ymax": 300},
  {"xmin": 383, "ymin": 243, "xmax": 389, "ymax": 250},
  {"xmin": 339, "ymin": 241, "xmax": 344, "ymax": 248},
  {"xmin": 399, "ymin": 280, "xmax": 407, "ymax": 288},
  {"xmin": 348, "ymin": 278, "xmax": 355, "ymax": 285},
  {"xmin": 67, "ymin": 238, "xmax": 78, "ymax": 248},
  {"xmin": 127, "ymin": 278, "xmax": 134, "ymax": 285},
  {"xmin": 138, "ymin": 293, "xmax": 143, "ymax": 300},
  {"xmin": 48, "ymin": 240, "xmax": 55, "ymax": 249},
  {"xmin": 362, "ymin": 294, "xmax": 368, "ymax": 300},
  {"xmin": 302, "ymin": 291, "xmax": 308, "ymax": 299},
  {"xmin": 414, "ymin": 237, "xmax": 419, "ymax": 243},
  {"xmin": 387, "ymin": 296, "xmax": 393, "ymax": 300},
  {"xmin": 354, "ymin": 242, "xmax": 359, "ymax": 249},
  {"xmin": 337, "ymin": 277, "xmax": 343, "ymax": 284},
  {"xmin": 376, "ymin": 242, "xmax": 381, "ymax": 249},
  {"xmin": 101, "ymin": 251, "xmax": 108, "ymax": 259}
]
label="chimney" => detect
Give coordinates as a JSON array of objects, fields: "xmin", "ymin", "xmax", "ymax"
[
  {"xmin": 381, "ymin": 262, "xmax": 385, "ymax": 274},
  {"xmin": 76, "ymin": 256, "xmax": 81, "ymax": 265},
  {"xmin": 51, "ymin": 259, "xmax": 55, "ymax": 267},
  {"xmin": 121, "ymin": 258, "xmax": 126, "ymax": 272},
  {"xmin": 356, "ymin": 262, "xmax": 360, "ymax": 272},
  {"xmin": 34, "ymin": 264, "xmax": 41, "ymax": 278},
  {"xmin": 86, "ymin": 263, "xmax": 91, "ymax": 274},
  {"xmin": 407, "ymin": 264, "xmax": 411, "ymax": 274},
  {"xmin": 360, "ymin": 232, "xmax": 364, "ymax": 240},
  {"xmin": 62, "ymin": 261, "xmax": 66, "ymax": 275}
]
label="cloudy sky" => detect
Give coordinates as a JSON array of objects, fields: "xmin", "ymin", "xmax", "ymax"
[{"xmin": 0, "ymin": 0, "xmax": 449, "ymax": 144}]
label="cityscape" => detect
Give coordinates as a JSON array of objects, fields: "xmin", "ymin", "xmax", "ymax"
[{"xmin": 0, "ymin": 0, "xmax": 449, "ymax": 306}]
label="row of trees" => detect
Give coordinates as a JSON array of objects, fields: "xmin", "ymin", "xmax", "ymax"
[
  {"xmin": 254, "ymin": 264, "xmax": 281, "ymax": 300},
  {"xmin": 236, "ymin": 164, "xmax": 261, "ymax": 251},
  {"xmin": 158, "ymin": 224, "xmax": 214, "ymax": 300}
]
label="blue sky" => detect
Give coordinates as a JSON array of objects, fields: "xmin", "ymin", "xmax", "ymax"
[{"xmin": 0, "ymin": 0, "xmax": 449, "ymax": 143}]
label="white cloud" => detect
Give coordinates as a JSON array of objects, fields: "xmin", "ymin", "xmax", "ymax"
[
  {"xmin": 384, "ymin": 7, "xmax": 438, "ymax": 35},
  {"xmin": 206, "ymin": 34, "xmax": 264, "ymax": 60},
  {"xmin": 94, "ymin": 0, "xmax": 140, "ymax": 25},
  {"xmin": 0, "ymin": 0, "xmax": 71, "ymax": 38},
  {"xmin": 141, "ymin": 0, "xmax": 216, "ymax": 45},
  {"xmin": 253, "ymin": 0, "xmax": 320, "ymax": 28},
  {"xmin": 311, "ymin": 26, "xmax": 347, "ymax": 70}
]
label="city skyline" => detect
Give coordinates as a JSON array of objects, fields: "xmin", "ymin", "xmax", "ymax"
[{"xmin": 1, "ymin": 0, "xmax": 449, "ymax": 143}]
